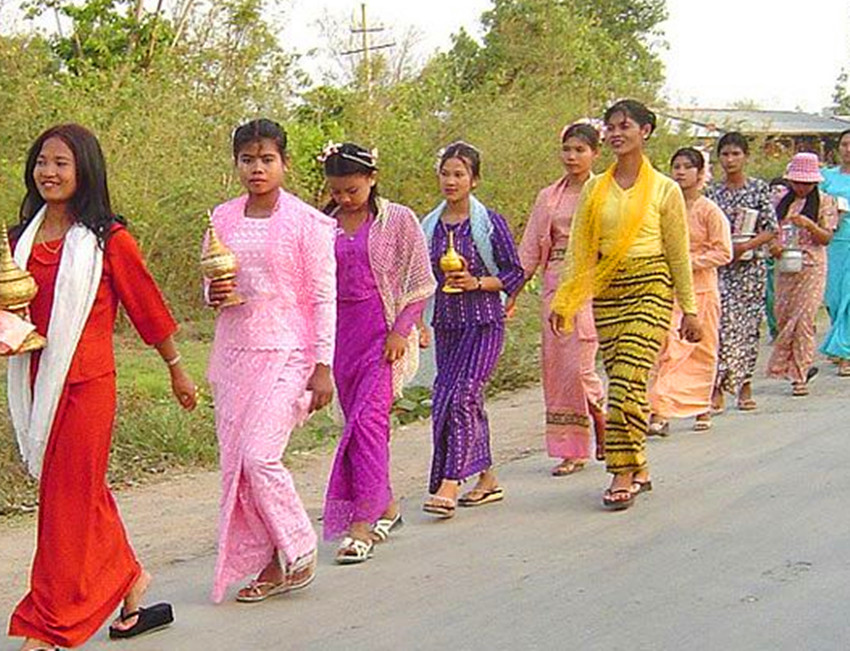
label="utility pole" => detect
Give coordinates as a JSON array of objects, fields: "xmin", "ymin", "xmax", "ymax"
[{"xmin": 341, "ymin": 2, "xmax": 395, "ymax": 101}]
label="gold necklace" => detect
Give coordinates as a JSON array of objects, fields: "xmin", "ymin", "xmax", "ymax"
[{"xmin": 37, "ymin": 237, "xmax": 63, "ymax": 255}]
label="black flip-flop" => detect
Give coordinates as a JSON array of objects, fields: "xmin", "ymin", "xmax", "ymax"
[
  {"xmin": 458, "ymin": 486, "xmax": 505, "ymax": 507},
  {"xmin": 109, "ymin": 602, "xmax": 174, "ymax": 640}
]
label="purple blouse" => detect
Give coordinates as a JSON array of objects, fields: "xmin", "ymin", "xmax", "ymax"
[
  {"xmin": 430, "ymin": 211, "xmax": 524, "ymax": 330},
  {"xmin": 336, "ymin": 217, "xmax": 425, "ymax": 337}
]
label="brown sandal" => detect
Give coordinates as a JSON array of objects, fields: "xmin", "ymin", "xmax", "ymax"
[
  {"xmin": 551, "ymin": 459, "xmax": 586, "ymax": 476},
  {"xmin": 286, "ymin": 549, "xmax": 317, "ymax": 591},
  {"xmin": 602, "ymin": 488, "xmax": 634, "ymax": 511}
]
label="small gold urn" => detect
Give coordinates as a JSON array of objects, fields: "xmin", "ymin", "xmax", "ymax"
[
  {"xmin": 200, "ymin": 213, "xmax": 244, "ymax": 308},
  {"xmin": 439, "ymin": 229, "xmax": 466, "ymax": 294},
  {"xmin": 0, "ymin": 222, "xmax": 46, "ymax": 354}
]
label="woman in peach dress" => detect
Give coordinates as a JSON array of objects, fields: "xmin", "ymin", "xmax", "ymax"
[
  {"xmin": 648, "ymin": 147, "xmax": 732, "ymax": 433},
  {"xmin": 515, "ymin": 122, "xmax": 606, "ymax": 476}
]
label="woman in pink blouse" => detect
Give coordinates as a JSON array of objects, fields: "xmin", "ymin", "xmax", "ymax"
[
  {"xmin": 515, "ymin": 122, "xmax": 606, "ymax": 476},
  {"xmin": 206, "ymin": 119, "xmax": 337, "ymax": 603}
]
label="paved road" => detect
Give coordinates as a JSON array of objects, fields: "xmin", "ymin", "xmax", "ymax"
[{"xmin": 3, "ymin": 371, "xmax": 850, "ymax": 650}]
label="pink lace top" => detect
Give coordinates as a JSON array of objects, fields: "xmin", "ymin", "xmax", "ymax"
[{"xmin": 207, "ymin": 190, "xmax": 337, "ymax": 364}]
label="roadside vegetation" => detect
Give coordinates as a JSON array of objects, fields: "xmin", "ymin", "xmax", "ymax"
[{"xmin": 0, "ymin": 0, "xmax": 780, "ymax": 513}]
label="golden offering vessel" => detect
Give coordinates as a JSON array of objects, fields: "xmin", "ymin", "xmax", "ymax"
[
  {"xmin": 0, "ymin": 221, "xmax": 46, "ymax": 354},
  {"xmin": 439, "ymin": 229, "xmax": 466, "ymax": 294},
  {"xmin": 200, "ymin": 212, "xmax": 244, "ymax": 308}
]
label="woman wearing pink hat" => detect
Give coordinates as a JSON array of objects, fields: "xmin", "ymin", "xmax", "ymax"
[{"xmin": 767, "ymin": 152, "xmax": 837, "ymax": 396}]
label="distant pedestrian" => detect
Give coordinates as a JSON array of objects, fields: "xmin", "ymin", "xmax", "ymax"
[
  {"xmin": 766, "ymin": 153, "xmax": 837, "ymax": 396},
  {"xmin": 648, "ymin": 147, "xmax": 732, "ymax": 434},
  {"xmin": 705, "ymin": 132, "xmax": 778, "ymax": 412},
  {"xmin": 819, "ymin": 129, "xmax": 850, "ymax": 375}
]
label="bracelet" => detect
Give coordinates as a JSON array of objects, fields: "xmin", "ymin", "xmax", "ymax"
[
  {"xmin": 476, "ymin": 277, "xmax": 483, "ymax": 291},
  {"xmin": 165, "ymin": 354, "xmax": 182, "ymax": 367}
]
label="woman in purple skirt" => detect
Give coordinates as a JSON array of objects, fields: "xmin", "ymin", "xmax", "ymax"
[
  {"xmin": 421, "ymin": 142, "xmax": 524, "ymax": 518},
  {"xmin": 321, "ymin": 143, "xmax": 435, "ymax": 563}
]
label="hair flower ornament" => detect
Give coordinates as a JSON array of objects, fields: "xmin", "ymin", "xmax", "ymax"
[
  {"xmin": 561, "ymin": 117, "xmax": 607, "ymax": 141},
  {"xmin": 317, "ymin": 141, "xmax": 343, "ymax": 164}
]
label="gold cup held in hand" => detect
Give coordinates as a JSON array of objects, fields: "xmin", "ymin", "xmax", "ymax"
[
  {"xmin": 0, "ymin": 221, "xmax": 46, "ymax": 354},
  {"xmin": 440, "ymin": 229, "xmax": 466, "ymax": 294},
  {"xmin": 200, "ymin": 213, "xmax": 245, "ymax": 309}
]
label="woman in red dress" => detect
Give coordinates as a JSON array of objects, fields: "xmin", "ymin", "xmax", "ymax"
[{"xmin": 5, "ymin": 124, "xmax": 198, "ymax": 650}]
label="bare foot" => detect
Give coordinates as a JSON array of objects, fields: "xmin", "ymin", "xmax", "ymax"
[{"xmin": 111, "ymin": 569, "xmax": 151, "ymax": 631}]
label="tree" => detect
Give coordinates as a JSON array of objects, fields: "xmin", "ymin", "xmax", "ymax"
[{"xmin": 832, "ymin": 69, "xmax": 850, "ymax": 115}]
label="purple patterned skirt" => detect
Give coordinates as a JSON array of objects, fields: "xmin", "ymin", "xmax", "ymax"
[{"xmin": 429, "ymin": 322, "xmax": 504, "ymax": 493}]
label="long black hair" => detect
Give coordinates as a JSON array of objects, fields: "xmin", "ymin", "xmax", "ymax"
[
  {"xmin": 322, "ymin": 143, "xmax": 380, "ymax": 216},
  {"xmin": 775, "ymin": 183, "xmax": 820, "ymax": 223},
  {"xmin": 18, "ymin": 124, "xmax": 124, "ymax": 247}
]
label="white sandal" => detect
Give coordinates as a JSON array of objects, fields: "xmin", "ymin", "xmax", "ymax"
[
  {"xmin": 371, "ymin": 513, "xmax": 403, "ymax": 542},
  {"xmin": 335, "ymin": 537, "xmax": 373, "ymax": 565}
]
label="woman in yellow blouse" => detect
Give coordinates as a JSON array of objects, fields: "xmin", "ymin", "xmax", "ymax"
[{"xmin": 550, "ymin": 99, "xmax": 701, "ymax": 510}]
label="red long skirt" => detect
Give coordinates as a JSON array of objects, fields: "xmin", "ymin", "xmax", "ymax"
[{"xmin": 8, "ymin": 372, "xmax": 141, "ymax": 648}]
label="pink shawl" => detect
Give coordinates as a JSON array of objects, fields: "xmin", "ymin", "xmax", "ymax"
[
  {"xmin": 369, "ymin": 199, "xmax": 436, "ymax": 396},
  {"xmin": 518, "ymin": 175, "xmax": 582, "ymax": 276}
]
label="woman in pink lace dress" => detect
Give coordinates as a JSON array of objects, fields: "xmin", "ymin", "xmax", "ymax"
[
  {"xmin": 320, "ymin": 143, "xmax": 435, "ymax": 564},
  {"xmin": 206, "ymin": 119, "xmax": 336, "ymax": 603},
  {"xmin": 515, "ymin": 122, "xmax": 606, "ymax": 476}
]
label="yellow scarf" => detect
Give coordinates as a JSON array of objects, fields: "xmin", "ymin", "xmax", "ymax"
[{"xmin": 551, "ymin": 155, "xmax": 656, "ymax": 332}]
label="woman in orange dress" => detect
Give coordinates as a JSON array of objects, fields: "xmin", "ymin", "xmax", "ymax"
[
  {"xmin": 648, "ymin": 147, "xmax": 732, "ymax": 433},
  {"xmin": 6, "ymin": 124, "xmax": 197, "ymax": 651}
]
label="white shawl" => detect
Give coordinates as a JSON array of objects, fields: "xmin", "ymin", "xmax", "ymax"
[{"xmin": 7, "ymin": 206, "xmax": 103, "ymax": 479}]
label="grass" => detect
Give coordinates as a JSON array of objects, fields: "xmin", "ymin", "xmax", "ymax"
[{"xmin": 0, "ymin": 290, "xmax": 543, "ymax": 516}]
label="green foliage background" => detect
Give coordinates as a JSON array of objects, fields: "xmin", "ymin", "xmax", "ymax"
[{"xmin": 2, "ymin": 0, "xmax": 774, "ymax": 512}]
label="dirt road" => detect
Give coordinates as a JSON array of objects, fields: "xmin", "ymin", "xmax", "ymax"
[{"xmin": 2, "ymin": 371, "xmax": 850, "ymax": 649}]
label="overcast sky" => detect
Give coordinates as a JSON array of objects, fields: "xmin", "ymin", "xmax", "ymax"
[
  {"xmin": 283, "ymin": 0, "xmax": 850, "ymax": 113},
  {"xmin": 4, "ymin": 0, "xmax": 849, "ymax": 112}
]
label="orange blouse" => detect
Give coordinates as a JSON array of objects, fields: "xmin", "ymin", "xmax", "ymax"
[{"xmin": 24, "ymin": 225, "xmax": 177, "ymax": 383}]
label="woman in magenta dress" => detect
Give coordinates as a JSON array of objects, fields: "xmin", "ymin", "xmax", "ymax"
[
  {"xmin": 320, "ymin": 142, "xmax": 435, "ymax": 563},
  {"xmin": 515, "ymin": 121, "xmax": 606, "ymax": 476},
  {"xmin": 206, "ymin": 119, "xmax": 336, "ymax": 603}
]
